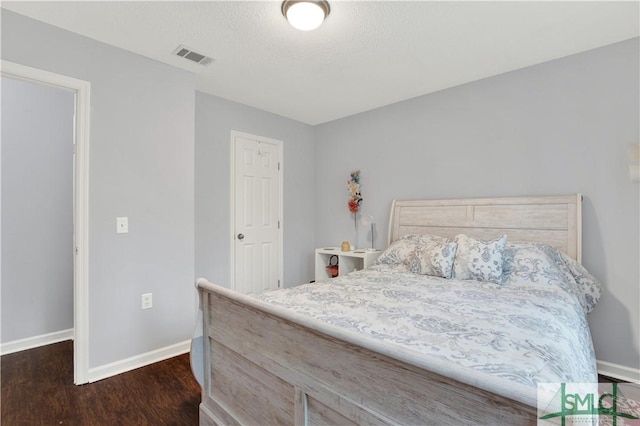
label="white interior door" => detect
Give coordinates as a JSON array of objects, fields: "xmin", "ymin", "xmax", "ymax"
[{"xmin": 231, "ymin": 132, "xmax": 283, "ymax": 294}]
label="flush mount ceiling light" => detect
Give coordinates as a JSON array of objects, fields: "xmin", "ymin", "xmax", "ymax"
[{"xmin": 282, "ymin": 0, "xmax": 330, "ymax": 31}]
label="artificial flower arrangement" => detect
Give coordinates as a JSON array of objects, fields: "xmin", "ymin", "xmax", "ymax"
[
  {"xmin": 347, "ymin": 170, "xmax": 363, "ymax": 248},
  {"xmin": 348, "ymin": 170, "xmax": 362, "ymax": 213}
]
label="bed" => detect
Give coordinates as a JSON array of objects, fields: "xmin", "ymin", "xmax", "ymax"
[{"xmin": 194, "ymin": 194, "xmax": 600, "ymax": 425}]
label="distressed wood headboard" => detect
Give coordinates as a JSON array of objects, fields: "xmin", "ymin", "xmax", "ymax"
[{"xmin": 388, "ymin": 194, "xmax": 582, "ymax": 262}]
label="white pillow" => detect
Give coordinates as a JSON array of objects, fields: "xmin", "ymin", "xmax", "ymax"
[{"xmin": 453, "ymin": 234, "xmax": 507, "ymax": 284}]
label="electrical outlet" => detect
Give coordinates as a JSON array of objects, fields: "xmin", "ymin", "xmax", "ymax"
[
  {"xmin": 117, "ymin": 217, "xmax": 129, "ymax": 234},
  {"xmin": 141, "ymin": 293, "xmax": 152, "ymax": 310}
]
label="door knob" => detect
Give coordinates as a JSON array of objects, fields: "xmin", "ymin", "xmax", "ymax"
[{"xmin": 237, "ymin": 233, "xmax": 244, "ymax": 240}]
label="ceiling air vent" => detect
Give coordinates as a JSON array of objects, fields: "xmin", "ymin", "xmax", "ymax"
[{"xmin": 172, "ymin": 45, "xmax": 214, "ymax": 66}]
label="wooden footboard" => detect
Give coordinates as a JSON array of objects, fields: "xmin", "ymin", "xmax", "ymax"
[{"xmin": 196, "ymin": 279, "xmax": 537, "ymax": 426}]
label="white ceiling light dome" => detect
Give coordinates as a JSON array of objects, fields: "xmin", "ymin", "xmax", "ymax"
[{"xmin": 282, "ymin": 0, "xmax": 330, "ymax": 31}]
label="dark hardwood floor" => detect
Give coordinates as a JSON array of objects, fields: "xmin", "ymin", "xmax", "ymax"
[
  {"xmin": 1, "ymin": 340, "xmax": 201, "ymax": 425},
  {"xmin": 599, "ymin": 374, "xmax": 628, "ymax": 383}
]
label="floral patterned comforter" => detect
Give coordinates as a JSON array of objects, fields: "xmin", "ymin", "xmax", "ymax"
[{"xmin": 256, "ymin": 261, "xmax": 598, "ymax": 406}]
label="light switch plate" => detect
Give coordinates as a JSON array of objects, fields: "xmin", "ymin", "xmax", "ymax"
[
  {"xmin": 141, "ymin": 293, "xmax": 152, "ymax": 310},
  {"xmin": 116, "ymin": 217, "xmax": 128, "ymax": 234}
]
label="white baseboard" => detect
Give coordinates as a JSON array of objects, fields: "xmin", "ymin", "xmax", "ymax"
[
  {"xmin": 88, "ymin": 339, "xmax": 191, "ymax": 383},
  {"xmin": 597, "ymin": 359, "xmax": 640, "ymax": 384},
  {"xmin": 1, "ymin": 329, "xmax": 74, "ymax": 356}
]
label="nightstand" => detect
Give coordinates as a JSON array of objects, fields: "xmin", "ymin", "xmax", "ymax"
[{"xmin": 314, "ymin": 248, "xmax": 381, "ymax": 282}]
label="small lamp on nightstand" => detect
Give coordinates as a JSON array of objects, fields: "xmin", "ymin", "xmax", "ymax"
[{"xmin": 360, "ymin": 214, "xmax": 376, "ymax": 251}]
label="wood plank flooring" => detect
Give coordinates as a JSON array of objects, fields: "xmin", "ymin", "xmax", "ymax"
[{"xmin": 1, "ymin": 340, "xmax": 201, "ymax": 425}]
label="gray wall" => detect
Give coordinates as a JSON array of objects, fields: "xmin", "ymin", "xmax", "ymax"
[
  {"xmin": 2, "ymin": 9, "xmax": 637, "ymax": 375},
  {"xmin": 195, "ymin": 92, "xmax": 316, "ymax": 288},
  {"xmin": 2, "ymin": 10, "xmax": 196, "ymax": 368},
  {"xmin": 314, "ymin": 38, "xmax": 640, "ymax": 370},
  {"xmin": 1, "ymin": 77, "xmax": 75, "ymax": 342}
]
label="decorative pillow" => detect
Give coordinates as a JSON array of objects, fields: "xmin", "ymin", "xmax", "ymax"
[
  {"xmin": 408, "ymin": 237, "xmax": 457, "ymax": 278},
  {"xmin": 374, "ymin": 234, "xmax": 454, "ymax": 267},
  {"xmin": 502, "ymin": 242, "xmax": 566, "ymax": 286},
  {"xmin": 501, "ymin": 242, "xmax": 602, "ymax": 314},
  {"xmin": 374, "ymin": 237, "xmax": 421, "ymax": 266},
  {"xmin": 558, "ymin": 251, "xmax": 601, "ymax": 314},
  {"xmin": 453, "ymin": 234, "xmax": 507, "ymax": 284}
]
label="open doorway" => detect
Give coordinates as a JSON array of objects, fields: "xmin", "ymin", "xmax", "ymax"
[
  {"xmin": 1, "ymin": 76, "xmax": 74, "ymax": 350},
  {"xmin": 1, "ymin": 61, "xmax": 90, "ymax": 384}
]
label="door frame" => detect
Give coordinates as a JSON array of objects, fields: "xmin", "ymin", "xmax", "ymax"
[
  {"xmin": 1, "ymin": 60, "xmax": 91, "ymax": 384},
  {"xmin": 229, "ymin": 130, "xmax": 283, "ymax": 291}
]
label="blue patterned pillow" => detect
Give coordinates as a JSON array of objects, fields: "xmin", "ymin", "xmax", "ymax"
[
  {"xmin": 374, "ymin": 237, "xmax": 421, "ymax": 266},
  {"xmin": 502, "ymin": 243, "xmax": 562, "ymax": 285},
  {"xmin": 375, "ymin": 234, "xmax": 457, "ymax": 271},
  {"xmin": 558, "ymin": 251, "xmax": 601, "ymax": 314},
  {"xmin": 502, "ymin": 242, "xmax": 601, "ymax": 313},
  {"xmin": 408, "ymin": 237, "xmax": 458, "ymax": 278},
  {"xmin": 453, "ymin": 234, "xmax": 507, "ymax": 284}
]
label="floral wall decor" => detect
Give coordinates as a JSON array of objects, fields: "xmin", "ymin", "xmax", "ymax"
[
  {"xmin": 348, "ymin": 170, "xmax": 362, "ymax": 248},
  {"xmin": 348, "ymin": 170, "xmax": 362, "ymax": 213}
]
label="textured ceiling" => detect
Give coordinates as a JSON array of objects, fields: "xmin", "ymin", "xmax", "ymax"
[{"xmin": 3, "ymin": 1, "xmax": 639, "ymax": 125}]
